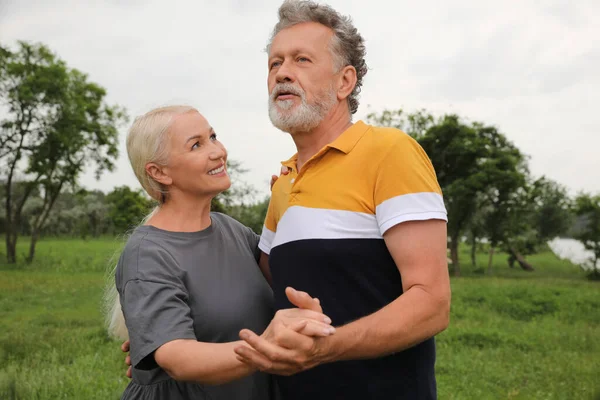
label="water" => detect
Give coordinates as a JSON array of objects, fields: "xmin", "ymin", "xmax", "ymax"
[{"xmin": 547, "ymin": 237, "xmax": 598, "ymax": 271}]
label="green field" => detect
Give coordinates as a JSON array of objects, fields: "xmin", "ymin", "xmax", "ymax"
[{"xmin": 0, "ymin": 237, "xmax": 598, "ymax": 399}]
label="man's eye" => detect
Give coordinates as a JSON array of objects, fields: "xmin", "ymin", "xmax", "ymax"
[
  {"xmin": 298, "ymin": 57, "xmax": 309, "ymax": 62},
  {"xmin": 270, "ymin": 61, "xmax": 281, "ymax": 69},
  {"xmin": 210, "ymin": 133, "xmax": 217, "ymax": 141},
  {"xmin": 191, "ymin": 141, "xmax": 200, "ymax": 150}
]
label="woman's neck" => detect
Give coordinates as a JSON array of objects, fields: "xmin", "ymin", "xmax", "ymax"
[{"xmin": 146, "ymin": 195, "xmax": 213, "ymax": 232}]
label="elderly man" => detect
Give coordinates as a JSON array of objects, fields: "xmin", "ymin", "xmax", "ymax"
[{"xmin": 234, "ymin": 1, "xmax": 451, "ymax": 399}]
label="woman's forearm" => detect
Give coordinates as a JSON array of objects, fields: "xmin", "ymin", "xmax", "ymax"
[{"xmin": 155, "ymin": 339, "xmax": 257, "ymax": 385}]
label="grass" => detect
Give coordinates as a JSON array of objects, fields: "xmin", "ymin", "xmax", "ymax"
[{"xmin": 0, "ymin": 237, "xmax": 598, "ymax": 399}]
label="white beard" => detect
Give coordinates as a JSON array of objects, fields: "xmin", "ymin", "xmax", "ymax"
[{"xmin": 268, "ymin": 83, "xmax": 337, "ymax": 134}]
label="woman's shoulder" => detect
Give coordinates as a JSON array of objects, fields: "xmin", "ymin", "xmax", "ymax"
[
  {"xmin": 211, "ymin": 212, "xmax": 249, "ymax": 233},
  {"xmin": 116, "ymin": 227, "xmax": 179, "ymax": 285},
  {"xmin": 121, "ymin": 226, "xmax": 171, "ymax": 258}
]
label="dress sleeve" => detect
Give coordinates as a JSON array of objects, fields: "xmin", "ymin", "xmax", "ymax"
[{"xmin": 120, "ymin": 245, "xmax": 197, "ymax": 370}]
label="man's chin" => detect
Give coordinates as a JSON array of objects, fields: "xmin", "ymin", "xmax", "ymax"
[{"xmin": 270, "ymin": 121, "xmax": 313, "ymax": 135}]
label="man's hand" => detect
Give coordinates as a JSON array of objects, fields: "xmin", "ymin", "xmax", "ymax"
[
  {"xmin": 121, "ymin": 340, "xmax": 132, "ymax": 379},
  {"xmin": 234, "ymin": 287, "xmax": 331, "ymax": 375}
]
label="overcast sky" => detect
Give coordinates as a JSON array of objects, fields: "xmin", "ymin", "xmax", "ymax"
[{"xmin": 1, "ymin": 0, "xmax": 598, "ymax": 199}]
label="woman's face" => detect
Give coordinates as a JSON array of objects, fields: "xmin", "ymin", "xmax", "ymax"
[{"xmin": 158, "ymin": 111, "xmax": 231, "ymax": 199}]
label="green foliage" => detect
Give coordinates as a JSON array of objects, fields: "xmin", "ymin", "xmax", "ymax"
[
  {"xmin": 572, "ymin": 193, "xmax": 600, "ymax": 277},
  {"xmin": 366, "ymin": 109, "xmax": 575, "ymax": 276},
  {"xmin": 227, "ymin": 197, "xmax": 270, "ymax": 234},
  {"xmin": 0, "ymin": 41, "xmax": 128, "ymax": 263},
  {"xmin": 366, "ymin": 111, "xmax": 519, "ymax": 275},
  {"xmin": 105, "ymin": 186, "xmax": 154, "ymax": 235},
  {"xmin": 506, "ymin": 177, "xmax": 573, "ymax": 255},
  {"xmin": 214, "ymin": 160, "xmax": 256, "ymax": 208},
  {"xmin": 0, "ymin": 239, "xmax": 598, "ymax": 399},
  {"xmin": 365, "ymin": 108, "xmax": 434, "ymax": 139},
  {"xmin": 213, "ymin": 160, "xmax": 269, "ymax": 234}
]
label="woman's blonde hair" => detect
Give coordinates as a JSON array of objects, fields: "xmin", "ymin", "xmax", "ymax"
[
  {"xmin": 127, "ymin": 105, "xmax": 196, "ymax": 203},
  {"xmin": 104, "ymin": 105, "xmax": 196, "ymax": 340}
]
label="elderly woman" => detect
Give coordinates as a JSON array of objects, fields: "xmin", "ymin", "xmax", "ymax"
[{"xmin": 109, "ymin": 105, "xmax": 332, "ymax": 400}]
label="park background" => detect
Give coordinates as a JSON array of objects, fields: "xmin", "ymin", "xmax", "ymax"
[{"xmin": 1, "ymin": 1, "xmax": 599, "ymax": 399}]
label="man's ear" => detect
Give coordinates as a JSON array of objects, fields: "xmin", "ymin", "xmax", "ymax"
[
  {"xmin": 145, "ymin": 163, "xmax": 172, "ymax": 187},
  {"xmin": 336, "ymin": 65, "xmax": 357, "ymax": 101}
]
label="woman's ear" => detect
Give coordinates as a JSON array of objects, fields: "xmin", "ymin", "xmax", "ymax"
[{"xmin": 146, "ymin": 163, "xmax": 172, "ymax": 186}]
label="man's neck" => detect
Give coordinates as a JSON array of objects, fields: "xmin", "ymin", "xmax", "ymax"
[{"xmin": 292, "ymin": 107, "xmax": 353, "ymax": 171}]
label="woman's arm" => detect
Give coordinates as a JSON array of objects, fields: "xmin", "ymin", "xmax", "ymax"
[
  {"xmin": 258, "ymin": 251, "xmax": 272, "ymax": 286},
  {"xmin": 154, "ymin": 293, "xmax": 332, "ymax": 385},
  {"xmin": 155, "ymin": 339, "xmax": 255, "ymax": 385}
]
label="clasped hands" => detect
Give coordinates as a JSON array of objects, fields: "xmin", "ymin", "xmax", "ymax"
[
  {"xmin": 234, "ymin": 286, "xmax": 333, "ymax": 376},
  {"xmin": 121, "ymin": 287, "xmax": 332, "ymax": 378}
]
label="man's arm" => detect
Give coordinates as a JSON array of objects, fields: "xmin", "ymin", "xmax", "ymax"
[
  {"xmin": 235, "ymin": 219, "xmax": 450, "ymax": 372},
  {"xmin": 319, "ymin": 219, "xmax": 450, "ymax": 361}
]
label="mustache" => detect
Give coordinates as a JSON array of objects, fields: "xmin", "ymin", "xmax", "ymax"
[{"xmin": 270, "ymin": 83, "xmax": 305, "ymax": 101}]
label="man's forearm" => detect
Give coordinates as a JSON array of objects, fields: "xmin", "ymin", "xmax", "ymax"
[{"xmin": 321, "ymin": 285, "xmax": 450, "ymax": 363}]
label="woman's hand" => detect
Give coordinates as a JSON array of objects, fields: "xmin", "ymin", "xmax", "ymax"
[
  {"xmin": 270, "ymin": 166, "xmax": 290, "ymax": 190},
  {"xmin": 234, "ymin": 287, "xmax": 332, "ymax": 375},
  {"xmin": 121, "ymin": 340, "xmax": 132, "ymax": 379}
]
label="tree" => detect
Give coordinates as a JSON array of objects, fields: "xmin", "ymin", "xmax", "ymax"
[
  {"xmin": 366, "ymin": 109, "xmax": 541, "ymax": 276},
  {"xmin": 528, "ymin": 178, "xmax": 573, "ymax": 243},
  {"xmin": 472, "ymin": 124, "xmax": 529, "ymax": 274},
  {"xmin": 106, "ymin": 186, "xmax": 154, "ymax": 234},
  {"xmin": 503, "ymin": 177, "xmax": 572, "ymax": 270},
  {"xmin": 366, "ymin": 108, "xmax": 434, "ymax": 139},
  {"xmin": 227, "ymin": 197, "xmax": 270, "ymax": 234},
  {"xmin": 572, "ymin": 193, "xmax": 600, "ymax": 278},
  {"xmin": 212, "ymin": 160, "xmax": 270, "ymax": 233},
  {"xmin": 0, "ymin": 41, "xmax": 128, "ymax": 263},
  {"xmin": 40, "ymin": 189, "xmax": 112, "ymax": 238},
  {"xmin": 366, "ymin": 111, "xmax": 489, "ymax": 275}
]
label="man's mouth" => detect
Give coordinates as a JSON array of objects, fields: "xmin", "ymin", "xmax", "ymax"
[
  {"xmin": 276, "ymin": 92, "xmax": 297, "ymax": 100},
  {"xmin": 208, "ymin": 165, "xmax": 225, "ymax": 175}
]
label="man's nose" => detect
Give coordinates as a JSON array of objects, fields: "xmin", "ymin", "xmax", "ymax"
[{"xmin": 275, "ymin": 60, "xmax": 295, "ymax": 84}]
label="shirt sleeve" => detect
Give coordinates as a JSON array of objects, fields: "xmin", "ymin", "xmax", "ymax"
[
  {"xmin": 121, "ymin": 247, "xmax": 197, "ymax": 370},
  {"xmin": 258, "ymin": 197, "xmax": 277, "ymax": 255},
  {"xmin": 374, "ymin": 134, "xmax": 447, "ymax": 235}
]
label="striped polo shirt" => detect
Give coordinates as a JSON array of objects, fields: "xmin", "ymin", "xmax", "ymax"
[{"xmin": 259, "ymin": 120, "xmax": 447, "ymax": 400}]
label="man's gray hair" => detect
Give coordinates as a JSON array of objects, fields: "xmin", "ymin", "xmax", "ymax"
[{"xmin": 267, "ymin": 0, "xmax": 368, "ymax": 115}]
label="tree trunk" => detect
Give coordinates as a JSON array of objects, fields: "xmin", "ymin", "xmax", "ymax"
[
  {"xmin": 508, "ymin": 246, "xmax": 535, "ymax": 271},
  {"xmin": 27, "ymin": 232, "xmax": 39, "ymax": 263},
  {"xmin": 5, "ymin": 178, "xmax": 16, "ymax": 263},
  {"xmin": 26, "ymin": 182, "xmax": 63, "ymax": 263},
  {"xmin": 487, "ymin": 247, "xmax": 495, "ymax": 275},
  {"xmin": 450, "ymin": 237, "xmax": 460, "ymax": 277},
  {"xmin": 508, "ymin": 254, "xmax": 516, "ymax": 268},
  {"xmin": 470, "ymin": 236, "xmax": 477, "ymax": 267},
  {"xmin": 5, "ymin": 233, "xmax": 16, "ymax": 264}
]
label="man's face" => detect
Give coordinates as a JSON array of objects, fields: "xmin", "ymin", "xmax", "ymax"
[{"xmin": 267, "ymin": 22, "xmax": 339, "ymax": 133}]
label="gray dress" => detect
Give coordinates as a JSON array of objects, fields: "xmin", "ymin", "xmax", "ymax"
[{"xmin": 115, "ymin": 212, "xmax": 276, "ymax": 400}]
